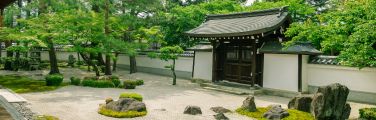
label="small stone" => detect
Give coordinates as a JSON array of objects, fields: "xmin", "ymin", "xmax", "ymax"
[
  {"xmin": 263, "ymin": 104, "xmax": 289, "ymax": 119},
  {"xmin": 214, "ymin": 113, "xmax": 229, "ymax": 120},
  {"xmin": 210, "ymin": 106, "xmax": 231, "ymax": 113},
  {"xmin": 105, "ymin": 98, "xmax": 113, "ymax": 104},
  {"xmin": 183, "ymin": 105, "xmax": 202, "ymax": 115},
  {"xmin": 241, "ymin": 96, "xmax": 257, "ymax": 112}
]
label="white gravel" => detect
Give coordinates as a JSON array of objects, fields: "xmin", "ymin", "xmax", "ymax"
[{"xmin": 2, "ymin": 68, "xmax": 373, "ymax": 120}]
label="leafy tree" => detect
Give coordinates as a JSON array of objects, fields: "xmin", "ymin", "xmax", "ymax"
[{"xmin": 159, "ymin": 46, "xmax": 184, "ymax": 85}]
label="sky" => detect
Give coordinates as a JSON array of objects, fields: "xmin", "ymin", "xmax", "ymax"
[{"xmin": 246, "ymin": 0, "xmax": 257, "ymax": 6}]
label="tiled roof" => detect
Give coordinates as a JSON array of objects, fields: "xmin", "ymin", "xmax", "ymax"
[
  {"xmin": 309, "ymin": 55, "xmax": 339, "ymax": 65},
  {"xmin": 186, "ymin": 6, "xmax": 290, "ymax": 37},
  {"xmin": 260, "ymin": 41, "xmax": 322, "ymax": 55}
]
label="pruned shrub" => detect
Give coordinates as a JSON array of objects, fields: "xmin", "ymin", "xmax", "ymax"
[
  {"xmin": 124, "ymin": 80, "xmax": 137, "ymax": 89},
  {"xmin": 98, "ymin": 105, "xmax": 147, "ymax": 118},
  {"xmin": 359, "ymin": 108, "xmax": 376, "ymax": 120},
  {"xmin": 135, "ymin": 80, "xmax": 144, "ymax": 86},
  {"xmin": 70, "ymin": 77, "xmax": 81, "ymax": 86},
  {"xmin": 82, "ymin": 79, "xmax": 114, "ymax": 88},
  {"xmin": 45, "ymin": 74, "xmax": 64, "ymax": 86},
  {"xmin": 119, "ymin": 93, "xmax": 143, "ymax": 101},
  {"xmin": 109, "ymin": 76, "xmax": 121, "ymax": 87}
]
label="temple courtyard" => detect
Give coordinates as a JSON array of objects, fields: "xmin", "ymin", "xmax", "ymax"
[{"xmin": 0, "ymin": 68, "xmax": 373, "ymax": 120}]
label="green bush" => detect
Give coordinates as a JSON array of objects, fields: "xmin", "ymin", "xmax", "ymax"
[
  {"xmin": 119, "ymin": 93, "xmax": 143, "ymax": 101},
  {"xmin": 135, "ymin": 80, "xmax": 144, "ymax": 86},
  {"xmin": 124, "ymin": 80, "xmax": 137, "ymax": 89},
  {"xmin": 82, "ymin": 79, "xmax": 114, "ymax": 88},
  {"xmin": 111, "ymin": 79, "xmax": 121, "ymax": 87},
  {"xmin": 236, "ymin": 107, "xmax": 314, "ymax": 120},
  {"xmin": 45, "ymin": 74, "xmax": 64, "ymax": 86},
  {"xmin": 34, "ymin": 115, "xmax": 59, "ymax": 120},
  {"xmin": 109, "ymin": 75, "xmax": 119, "ymax": 80},
  {"xmin": 98, "ymin": 106, "xmax": 147, "ymax": 118},
  {"xmin": 359, "ymin": 108, "xmax": 376, "ymax": 120},
  {"xmin": 70, "ymin": 77, "xmax": 81, "ymax": 86}
]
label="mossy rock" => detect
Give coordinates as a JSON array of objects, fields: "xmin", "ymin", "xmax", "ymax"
[
  {"xmin": 98, "ymin": 106, "xmax": 147, "ymax": 118},
  {"xmin": 236, "ymin": 107, "xmax": 314, "ymax": 120}
]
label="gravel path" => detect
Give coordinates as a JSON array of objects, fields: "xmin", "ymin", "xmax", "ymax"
[{"xmin": 2, "ymin": 68, "xmax": 373, "ymax": 120}]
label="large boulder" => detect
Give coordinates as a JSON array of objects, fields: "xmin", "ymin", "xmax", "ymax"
[
  {"xmin": 263, "ymin": 104, "xmax": 289, "ymax": 119},
  {"xmin": 241, "ymin": 96, "xmax": 257, "ymax": 112},
  {"xmin": 311, "ymin": 83, "xmax": 351, "ymax": 120},
  {"xmin": 183, "ymin": 105, "xmax": 202, "ymax": 115},
  {"xmin": 288, "ymin": 95, "xmax": 313, "ymax": 113},
  {"xmin": 105, "ymin": 98, "xmax": 146, "ymax": 112},
  {"xmin": 214, "ymin": 113, "xmax": 229, "ymax": 120},
  {"xmin": 210, "ymin": 106, "xmax": 231, "ymax": 113}
]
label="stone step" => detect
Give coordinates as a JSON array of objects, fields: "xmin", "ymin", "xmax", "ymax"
[
  {"xmin": 200, "ymin": 83, "xmax": 263, "ymax": 95},
  {"xmin": 0, "ymin": 89, "xmax": 27, "ymax": 103}
]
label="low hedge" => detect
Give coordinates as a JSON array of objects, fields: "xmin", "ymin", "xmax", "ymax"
[
  {"xmin": 111, "ymin": 78, "xmax": 121, "ymax": 87},
  {"xmin": 82, "ymin": 79, "xmax": 114, "ymax": 88},
  {"xmin": 135, "ymin": 80, "xmax": 144, "ymax": 86},
  {"xmin": 119, "ymin": 93, "xmax": 143, "ymax": 101},
  {"xmin": 236, "ymin": 107, "xmax": 314, "ymax": 120},
  {"xmin": 359, "ymin": 108, "xmax": 376, "ymax": 120},
  {"xmin": 70, "ymin": 77, "xmax": 81, "ymax": 86},
  {"xmin": 45, "ymin": 74, "xmax": 64, "ymax": 86},
  {"xmin": 124, "ymin": 80, "xmax": 138, "ymax": 89},
  {"xmin": 98, "ymin": 106, "xmax": 147, "ymax": 118}
]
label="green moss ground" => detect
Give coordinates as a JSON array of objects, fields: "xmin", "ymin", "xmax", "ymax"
[
  {"xmin": 236, "ymin": 107, "xmax": 314, "ymax": 120},
  {"xmin": 0, "ymin": 75, "xmax": 68, "ymax": 93},
  {"xmin": 98, "ymin": 106, "xmax": 147, "ymax": 118}
]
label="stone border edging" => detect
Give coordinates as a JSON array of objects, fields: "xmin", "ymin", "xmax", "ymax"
[{"xmin": 0, "ymin": 96, "xmax": 26, "ymax": 120}]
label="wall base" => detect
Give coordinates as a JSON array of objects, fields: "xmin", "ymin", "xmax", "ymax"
[{"xmin": 117, "ymin": 64, "xmax": 192, "ymax": 80}]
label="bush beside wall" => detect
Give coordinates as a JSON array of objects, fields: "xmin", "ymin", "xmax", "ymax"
[
  {"xmin": 359, "ymin": 108, "xmax": 376, "ymax": 120},
  {"xmin": 45, "ymin": 74, "xmax": 64, "ymax": 86}
]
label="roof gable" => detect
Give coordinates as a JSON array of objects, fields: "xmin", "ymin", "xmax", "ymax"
[{"xmin": 186, "ymin": 6, "xmax": 290, "ymax": 38}]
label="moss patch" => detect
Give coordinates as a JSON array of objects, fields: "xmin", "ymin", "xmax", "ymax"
[
  {"xmin": 0, "ymin": 75, "xmax": 68, "ymax": 93},
  {"xmin": 98, "ymin": 106, "xmax": 147, "ymax": 118},
  {"xmin": 119, "ymin": 93, "xmax": 143, "ymax": 101},
  {"xmin": 34, "ymin": 115, "xmax": 59, "ymax": 120},
  {"xmin": 236, "ymin": 107, "xmax": 314, "ymax": 120}
]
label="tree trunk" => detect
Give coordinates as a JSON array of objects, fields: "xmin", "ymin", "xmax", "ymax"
[
  {"xmin": 172, "ymin": 59, "xmax": 176, "ymax": 85},
  {"xmin": 14, "ymin": 43, "xmax": 20, "ymax": 71},
  {"xmin": 47, "ymin": 39, "xmax": 59, "ymax": 74},
  {"xmin": 80, "ymin": 53, "xmax": 100, "ymax": 76},
  {"xmin": 105, "ymin": 55, "xmax": 111, "ymax": 75},
  {"xmin": 129, "ymin": 56, "xmax": 137, "ymax": 74},
  {"xmin": 104, "ymin": 0, "xmax": 112, "ymax": 76},
  {"xmin": 112, "ymin": 53, "xmax": 119, "ymax": 71},
  {"xmin": 4, "ymin": 41, "xmax": 13, "ymax": 70}
]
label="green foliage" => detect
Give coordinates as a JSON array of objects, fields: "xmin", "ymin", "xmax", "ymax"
[
  {"xmin": 34, "ymin": 115, "xmax": 59, "ymax": 120},
  {"xmin": 159, "ymin": 46, "xmax": 184, "ymax": 61},
  {"xmin": 359, "ymin": 108, "xmax": 376, "ymax": 120},
  {"xmin": 119, "ymin": 93, "xmax": 143, "ymax": 101},
  {"xmin": 123, "ymin": 80, "xmax": 137, "ymax": 89},
  {"xmin": 98, "ymin": 106, "xmax": 147, "ymax": 118},
  {"xmin": 285, "ymin": 0, "xmax": 376, "ymax": 68},
  {"xmin": 135, "ymin": 80, "xmax": 144, "ymax": 86},
  {"xmin": 236, "ymin": 107, "xmax": 314, "ymax": 120},
  {"xmin": 81, "ymin": 79, "xmax": 115, "ymax": 88},
  {"xmin": 45, "ymin": 74, "xmax": 64, "ymax": 86},
  {"xmin": 0, "ymin": 75, "xmax": 66, "ymax": 93},
  {"xmin": 111, "ymin": 78, "xmax": 121, "ymax": 87},
  {"xmin": 70, "ymin": 77, "xmax": 81, "ymax": 86}
]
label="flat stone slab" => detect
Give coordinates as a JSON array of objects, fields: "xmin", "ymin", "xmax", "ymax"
[{"xmin": 0, "ymin": 89, "xmax": 27, "ymax": 103}]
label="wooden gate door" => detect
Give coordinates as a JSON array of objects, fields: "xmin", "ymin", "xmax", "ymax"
[{"xmin": 223, "ymin": 42, "xmax": 253, "ymax": 84}]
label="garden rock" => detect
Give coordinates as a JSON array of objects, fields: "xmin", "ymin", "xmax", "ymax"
[
  {"xmin": 105, "ymin": 98, "xmax": 146, "ymax": 112},
  {"xmin": 214, "ymin": 113, "xmax": 229, "ymax": 120},
  {"xmin": 288, "ymin": 95, "xmax": 312, "ymax": 112},
  {"xmin": 263, "ymin": 104, "xmax": 289, "ymax": 120},
  {"xmin": 311, "ymin": 83, "xmax": 351, "ymax": 120},
  {"xmin": 241, "ymin": 96, "xmax": 257, "ymax": 112},
  {"xmin": 183, "ymin": 105, "xmax": 202, "ymax": 115},
  {"xmin": 210, "ymin": 106, "xmax": 231, "ymax": 113}
]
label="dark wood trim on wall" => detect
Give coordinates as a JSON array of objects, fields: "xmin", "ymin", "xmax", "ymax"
[
  {"xmin": 211, "ymin": 41, "xmax": 218, "ymax": 82},
  {"xmin": 260, "ymin": 53, "xmax": 264, "ymax": 87},
  {"xmin": 251, "ymin": 39, "xmax": 257, "ymax": 87},
  {"xmin": 298, "ymin": 54, "xmax": 302, "ymax": 92}
]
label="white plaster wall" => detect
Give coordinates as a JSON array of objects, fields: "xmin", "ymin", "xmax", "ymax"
[
  {"xmin": 307, "ymin": 64, "xmax": 376, "ymax": 93},
  {"xmin": 263, "ymin": 54, "xmax": 299, "ymax": 92},
  {"xmin": 193, "ymin": 51, "xmax": 213, "ymax": 81},
  {"xmin": 117, "ymin": 54, "xmax": 193, "ymax": 72},
  {"xmin": 301, "ymin": 55, "xmax": 309, "ymax": 93},
  {"xmin": 41, "ymin": 51, "xmax": 79, "ymax": 61}
]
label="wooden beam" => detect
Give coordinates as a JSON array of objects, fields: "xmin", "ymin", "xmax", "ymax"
[
  {"xmin": 211, "ymin": 41, "xmax": 218, "ymax": 82},
  {"xmin": 251, "ymin": 39, "xmax": 257, "ymax": 87},
  {"xmin": 298, "ymin": 54, "xmax": 302, "ymax": 92}
]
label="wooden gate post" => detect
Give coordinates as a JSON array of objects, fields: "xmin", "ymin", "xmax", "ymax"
[
  {"xmin": 211, "ymin": 40, "xmax": 218, "ymax": 82},
  {"xmin": 251, "ymin": 39, "xmax": 257, "ymax": 87}
]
